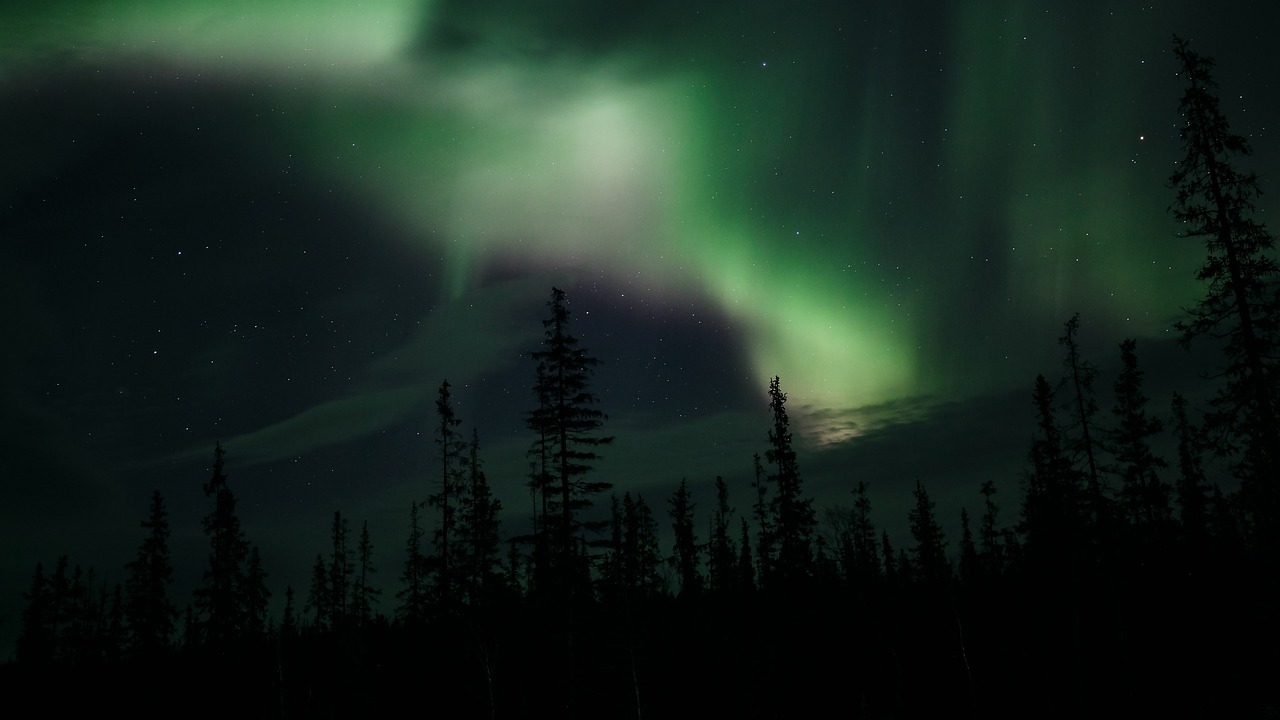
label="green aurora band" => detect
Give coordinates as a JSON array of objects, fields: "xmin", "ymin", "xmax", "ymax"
[{"xmin": 3, "ymin": 0, "xmax": 1234, "ymax": 445}]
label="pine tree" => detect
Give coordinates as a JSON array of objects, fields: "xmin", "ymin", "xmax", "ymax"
[
  {"xmin": 737, "ymin": 517, "xmax": 756, "ymax": 592},
  {"xmin": 750, "ymin": 453, "xmax": 774, "ymax": 585},
  {"xmin": 193, "ymin": 442, "xmax": 252, "ymax": 647},
  {"xmin": 280, "ymin": 586, "xmax": 299, "ymax": 640},
  {"xmin": 978, "ymin": 480, "xmax": 1005, "ymax": 576},
  {"xmin": 1022, "ymin": 374, "xmax": 1084, "ymax": 562},
  {"xmin": 397, "ymin": 502, "xmax": 430, "ymax": 625},
  {"xmin": 525, "ymin": 287, "xmax": 614, "ymax": 596},
  {"xmin": 622, "ymin": 493, "xmax": 665, "ymax": 599},
  {"xmin": 430, "ymin": 380, "xmax": 466, "ymax": 608},
  {"xmin": 959, "ymin": 508, "xmax": 980, "ymax": 586},
  {"xmin": 305, "ymin": 554, "xmax": 329, "ymax": 631},
  {"xmin": 352, "ymin": 521, "xmax": 380, "ymax": 625},
  {"xmin": 328, "ymin": 511, "xmax": 352, "ymax": 627},
  {"xmin": 124, "ymin": 490, "xmax": 176, "ymax": 658},
  {"xmin": 667, "ymin": 479, "xmax": 702, "ymax": 598},
  {"xmin": 765, "ymin": 377, "xmax": 816, "ymax": 587},
  {"xmin": 458, "ymin": 429, "xmax": 503, "ymax": 605},
  {"xmin": 1059, "ymin": 314, "xmax": 1110, "ymax": 534},
  {"xmin": 707, "ymin": 476, "xmax": 737, "ymax": 593},
  {"xmin": 243, "ymin": 546, "xmax": 270, "ymax": 639},
  {"xmin": 17, "ymin": 561, "xmax": 53, "ymax": 665},
  {"xmin": 1108, "ymin": 339, "xmax": 1171, "ymax": 536},
  {"xmin": 851, "ymin": 481, "xmax": 880, "ymax": 583},
  {"xmin": 908, "ymin": 480, "xmax": 949, "ymax": 585},
  {"xmin": 1169, "ymin": 36, "xmax": 1280, "ymax": 542},
  {"xmin": 1171, "ymin": 392, "xmax": 1211, "ymax": 544}
]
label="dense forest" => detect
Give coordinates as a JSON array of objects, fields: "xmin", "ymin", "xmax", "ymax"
[{"xmin": 4, "ymin": 38, "xmax": 1278, "ymax": 719}]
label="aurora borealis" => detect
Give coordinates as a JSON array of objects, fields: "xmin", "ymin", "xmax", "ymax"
[{"xmin": 2, "ymin": 1, "xmax": 1275, "ymax": 657}]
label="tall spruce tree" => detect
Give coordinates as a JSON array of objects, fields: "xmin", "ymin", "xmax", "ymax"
[
  {"xmin": 525, "ymin": 287, "xmax": 614, "ymax": 596},
  {"xmin": 765, "ymin": 376, "xmax": 816, "ymax": 587},
  {"xmin": 707, "ymin": 476, "xmax": 737, "ymax": 593},
  {"xmin": 1023, "ymin": 375, "xmax": 1084, "ymax": 563},
  {"xmin": 352, "ymin": 521, "xmax": 380, "ymax": 625},
  {"xmin": 193, "ymin": 442, "xmax": 252, "ymax": 647},
  {"xmin": 328, "ymin": 511, "xmax": 352, "ymax": 626},
  {"xmin": 908, "ymin": 480, "xmax": 949, "ymax": 585},
  {"xmin": 1108, "ymin": 339, "xmax": 1172, "ymax": 536},
  {"xmin": 431, "ymin": 380, "xmax": 466, "ymax": 608},
  {"xmin": 124, "ymin": 490, "xmax": 176, "ymax": 657},
  {"xmin": 1059, "ymin": 314, "xmax": 1110, "ymax": 535},
  {"xmin": 458, "ymin": 429, "xmax": 503, "ymax": 604},
  {"xmin": 667, "ymin": 479, "xmax": 702, "ymax": 598},
  {"xmin": 851, "ymin": 481, "xmax": 880, "ymax": 583},
  {"xmin": 1169, "ymin": 36, "xmax": 1280, "ymax": 544},
  {"xmin": 397, "ymin": 502, "xmax": 430, "ymax": 625},
  {"xmin": 1171, "ymin": 393, "xmax": 1211, "ymax": 544}
]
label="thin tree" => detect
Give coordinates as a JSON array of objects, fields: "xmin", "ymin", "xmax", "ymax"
[
  {"xmin": 352, "ymin": 521, "xmax": 380, "ymax": 625},
  {"xmin": 124, "ymin": 490, "xmax": 176, "ymax": 658},
  {"xmin": 458, "ymin": 429, "xmax": 503, "ymax": 604},
  {"xmin": 1059, "ymin": 314, "xmax": 1110, "ymax": 534},
  {"xmin": 526, "ymin": 287, "xmax": 614, "ymax": 596},
  {"xmin": 431, "ymin": 380, "xmax": 466, "ymax": 608},
  {"xmin": 908, "ymin": 480, "xmax": 949, "ymax": 585},
  {"xmin": 667, "ymin": 479, "xmax": 702, "ymax": 598},
  {"xmin": 1171, "ymin": 393, "xmax": 1212, "ymax": 545},
  {"xmin": 397, "ymin": 502, "xmax": 430, "ymax": 626},
  {"xmin": 1169, "ymin": 36, "xmax": 1280, "ymax": 542},
  {"xmin": 707, "ymin": 476, "xmax": 737, "ymax": 593},
  {"xmin": 1108, "ymin": 339, "xmax": 1171, "ymax": 537},
  {"xmin": 765, "ymin": 376, "xmax": 816, "ymax": 587},
  {"xmin": 328, "ymin": 511, "xmax": 351, "ymax": 627},
  {"xmin": 193, "ymin": 442, "xmax": 251, "ymax": 647}
]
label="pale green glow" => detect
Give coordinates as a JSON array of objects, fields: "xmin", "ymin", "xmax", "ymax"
[
  {"xmin": 2, "ymin": 0, "xmax": 429, "ymax": 77},
  {"xmin": 5, "ymin": 1, "xmax": 1211, "ymax": 448}
]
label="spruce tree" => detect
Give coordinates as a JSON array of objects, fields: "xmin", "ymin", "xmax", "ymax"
[
  {"xmin": 458, "ymin": 429, "xmax": 503, "ymax": 604},
  {"xmin": 328, "ymin": 511, "xmax": 352, "ymax": 626},
  {"xmin": 707, "ymin": 476, "xmax": 737, "ymax": 593},
  {"xmin": 352, "ymin": 521, "xmax": 380, "ymax": 625},
  {"xmin": 1169, "ymin": 36, "xmax": 1280, "ymax": 543},
  {"xmin": 193, "ymin": 442, "xmax": 252, "ymax": 647},
  {"xmin": 908, "ymin": 480, "xmax": 949, "ymax": 585},
  {"xmin": 430, "ymin": 380, "xmax": 466, "ymax": 608},
  {"xmin": 525, "ymin": 287, "xmax": 614, "ymax": 596},
  {"xmin": 305, "ymin": 554, "xmax": 329, "ymax": 631},
  {"xmin": 851, "ymin": 481, "xmax": 880, "ymax": 582},
  {"xmin": 1059, "ymin": 314, "xmax": 1110, "ymax": 534},
  {"xmin": 765, "ymin": 377, "xmax": 816, "ymax": 586},
  {"xmin": 1171, "ymin": 393, "xmax": 1211, "ymax": 544},
  {"xmin": 124, "ymin": 490, "xmax": 176, "ymax": 658},
  {"xmin": 978, "ymin": 480, "xmax": 1005, "ymax": 577},
  {"xmin": 17, "ymin": 562, "xmax": 53, "ymax": 665},
  {"xmin": 243, "ymin": 547, "xmax": 270, "ymax": 639},
  {"xmin": 397, "ymin": 502, "xmax": 430, "ymax": 626},
  {"xmin": 1108, "ymin": 339, "xmax": 1171, "ymax": 536},
  {"xmin": 667, "ymin": 479, "xmax": 702, "ymax": 598}
]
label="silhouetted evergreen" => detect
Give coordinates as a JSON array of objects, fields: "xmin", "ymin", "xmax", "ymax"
[
  {"xmin": 667, "ymin": 478, "xmax": 702, "ymax": 598},
  {"xmin": 763, "ymin": 376, "xmax": 816, "ymax": 588},
  {"xmin": 351, "ymin": 521, "xmax": 380, "ymax": 626},
  {"xmin": 430, "ymin": 379, "xmax": 466, "ymax": 608},
  {"xmin": 525, "ymin": 287, "xmax": 615, "ymax": 601},
  {"xmin": 1170, "ymin": 36, "xmax": 1280, "ymax": 553},
  {"xmin": 124, "ymin": 490, "xmax": 175, "ymax": 659},
  {"xmin": 1108, "ymin": 338, "xmax": 1172, "ymax": 540},
  {"xmin": 191, "ymin": 442, "xmax": 255, "ymax": 648},
  {"xmin": 908, "ymin": 480, "xmax": 949, "ymax": 585},
  {"xmin": 396, "ymin": 502, "xmax": 430, "ymax": 626}
]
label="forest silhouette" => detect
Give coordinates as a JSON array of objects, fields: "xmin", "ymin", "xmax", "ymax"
[{"xmin": 4, "ymin": 36, "xmax": 1278, "ymax": 719}]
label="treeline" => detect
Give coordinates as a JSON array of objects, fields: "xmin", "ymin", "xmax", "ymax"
[{"xmin": 5, "ymin": 36, "xmax": 1279, "ymax": 719}]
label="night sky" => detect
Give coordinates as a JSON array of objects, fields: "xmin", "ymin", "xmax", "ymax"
[{"xmin": 2, "ymin": 1, "xmax": 1276, "ymax": 658}]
